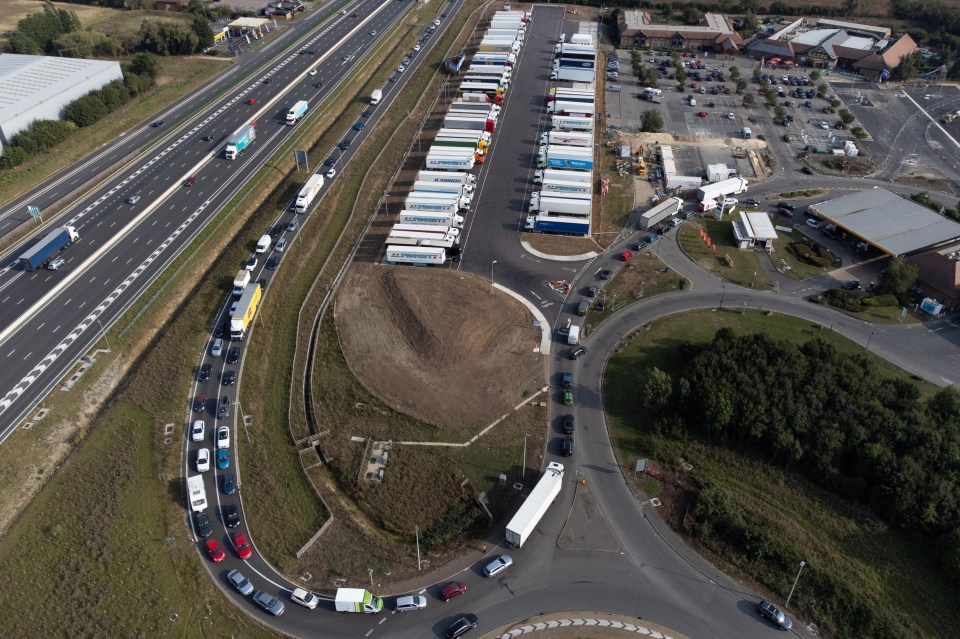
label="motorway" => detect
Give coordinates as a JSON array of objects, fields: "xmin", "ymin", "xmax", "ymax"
[{"xmin": 0, "ymin": 0, "xmax": 416, "ymax": 442}]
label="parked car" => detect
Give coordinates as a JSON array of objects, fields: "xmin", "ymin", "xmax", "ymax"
[
  {"xmin": 395, "ymin": 595, "xmax": 427, "ymax": 612},
  {"xmin": 483, "ymin": 554, "xmax": 513, "ymax": 577},
  {"xmin": 253, "ymin": 591, "xmax": 285, "ymax": 616},
  {"xmin": 757, "ymin": 600, "xmax": 792, "ymax": 630},
  {"xmin": 446, "ymin": 613, "xmax": 479, "ymax": 638},
  {"xmin": 191, "ymin": 419, "xmax": 205, "ymax": 441},
  {"xmin": 561, "ymin": 435, "xmax": 574, "ymax": 456},
  {"xmin": 194, "ymin": 511, "xmax": 213, "ymax": 538},
  {"xmin": 598, "ymin": 269, "xmax": 612, "ymax": 280},
  {"xmin": 563, "ymin": 390, "xmax": 573, "ymax": 406},
  {"xmin": 777, "ymin": 202, "xmax": 796, "ymax": 211},
  {"xmin": 801, "ymin": 166, "xmax": 815, "ymax": 175},
  {"xmin": 231, "ymin": 531, "xmax": 253, "ymax": 560},
  {"xmin": 440, "ymin": 581, "xmax": 467, "ymax": 601},
  {"xmin": 562, "ymin": 414, "xmax": 575, "ymax": 434},
  {"xmin": 228, "ymin": 569, "xmax": 255, "ymax": 596}
]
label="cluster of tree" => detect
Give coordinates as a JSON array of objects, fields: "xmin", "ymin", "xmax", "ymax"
[
  {"xmin": 8, "ymin": 2, "xmax": 81, "ymax": 55},
  {"xmin": 910, "ymin": 191, "xmax": 960, "ymax": 224},
  {"xmin": 641, "ymin": 330, "xmax": 960, "ymax": 544},
  {"xmin": 629, "ymin": 51, "xmax": 659, "ymax": 88},
  {"xmin": 1, "ymin": 54, "xmax": 158, "ymax": 170},
  {"xmin": 138, "ymin": 17, "xmax": 213, "ymax": 56}
]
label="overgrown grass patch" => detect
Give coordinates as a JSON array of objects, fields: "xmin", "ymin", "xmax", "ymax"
[{"xmin": 678, "ymin": 218, "xmax": 773, "ymax": 288}]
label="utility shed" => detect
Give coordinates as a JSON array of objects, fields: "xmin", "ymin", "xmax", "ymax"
[
  {"xmin": 809, "ymin": 187, "xmax": 960, "ymax": 256},
  {"xmin": 733, "ymin": 211, "xmax": 778, "ymax": 250},
  {"xmin": 0, "ymin": 54, "xmax": 123, "ymax": 156}
]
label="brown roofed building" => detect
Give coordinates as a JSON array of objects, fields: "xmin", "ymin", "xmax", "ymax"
[
  {"xmin": 906, "ymin": 245, "xmax": 960, "ymax": 311},
  {"xmin": 854, "ymin": 34, "xmax": 918, "ymax": 81},
  {"xmin": 616, "ymin": 10, "xmax": 744, "ymax": 53}
]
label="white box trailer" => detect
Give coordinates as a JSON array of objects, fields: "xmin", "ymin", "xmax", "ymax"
[
  {"xmin": 392, "ymin": 223, "xmax": 459, "ymax": 237},
  {"xmin": 294, "ymin": 174, "xmax": 324, "ymax": 213},
  {"xmin": 425, "ymin": 155, "xmax": 476, "ymax": 171},
  {"xmin": 388, "ymin": 229, "xmax": 458, "ymax": 244},
  {"xmin": 417, "ymin": 170, "xmax": 477, "ymax": 185},
  {"xmin": 385, "ymin": 245, "xmax": 447, "ymax": 266},
  {"xmin": 531, "ymin": 190, "xmax": 591, "ymax": 202},
  {"xmin": 408, "ymin": 192, "xmax": 471, "ymax": 209},
  {"xmin": 505, "ymin": 462, "xmax": 564, "ymax": 548},
  {"xmin": 540, "ymin": 179, "xmax": 593, "ymax": 195},
  {"xmin": 554, "ymin": 67, "xmax": 596, "ymax": 83},
  {"xmin": 539, "ymin": 131, "xmax": 593, "ymax": 147},
  {"xmin": 413, "ymin": 180, "xmax": 474, "ymax": 195},
  {"xmin": 534, "ymin": 168, "xmax": 593, "ymax": 184},
  {"xmin": 639, "ymin": 197, "xmax": 684, "ymax": 229},
  {"xmin": 532, "ymin": 196, "xmax": 591, "ymax": 217},
  {"xmin": 399, "ymin": 210, "xmax": 465, "ymax": 228},
  {"xmin": 551, "ymin": 116, "xmax": 594, "ymax": 132},
  {"xmin": 696, "ymin": 177, "xmax": 748, "ymax": 202}
]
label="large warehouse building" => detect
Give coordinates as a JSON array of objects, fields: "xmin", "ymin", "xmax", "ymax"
[
  {"xmin": 0, "ymin": 54, "xmax": 123, "ymax": 156},
  {"xmin": 809, "ymin": 187, "xmax": 960, "ymax": 310}
]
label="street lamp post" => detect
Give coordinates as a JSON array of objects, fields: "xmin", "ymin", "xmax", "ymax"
[
  {"xmin": 785, "ymin": 560, "xmax": 806, "ymax": 608},
  {"xmin": 96, "ymin": 319, "xmax": 111, "ymax": 352},
  {"xmin": 491, "ymin": 260, "xmax": 498, "ymax": 288},
  {"xmin": 719, "ymin": 284, "xmax": 726, "ymax": 309}
]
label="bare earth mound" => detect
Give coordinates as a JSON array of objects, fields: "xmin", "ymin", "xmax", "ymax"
[{"xmin": 336, "ymin": 264, "xmax": 543, "ymax": 433}]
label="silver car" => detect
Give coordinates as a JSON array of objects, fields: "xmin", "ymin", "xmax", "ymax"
[
  {"xmin": 253, "ymin": 590, "xmax": 285, "ymax": 616},
  {"xmin": 228, "ymin": 569, "xmax": 254, "ymax": 596},
  {"xmin": 395, "ymin": 595, "xmax": 427, "ymax": 612},
  {"xmin": 757, "ymin": 600, "xmax": 792, "ymax": 631},
  {"xmin": 483, "ymin": 554, "xmax": 513, "ymax": 577}
]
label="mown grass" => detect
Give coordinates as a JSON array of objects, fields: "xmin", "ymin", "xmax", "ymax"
[
  {"xmin": 678, "ymin": 217, "xmax": 774, "ymax": 288},
  {"xmin": 603, "ymin": 309, "xmax": 954, "ymax": 638},
  {"xmin": 768, "ymin": 226, "xmax": 827, "ymax": 280},
  {"xmin": 584, "ymin": 249, "xmax": 686, "ymax": 328}
]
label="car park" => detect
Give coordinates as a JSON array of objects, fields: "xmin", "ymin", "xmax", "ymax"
[
  {"xmin": 191, "ymin": 419, "xmax": 205, "ymax": 441},
  {"xmin": 183, "ymin": 176, "xmax": 196, "ymax": 187},
  {"xmin": 196, "ymin": 448, "xmax": 211, "ymax": 472},
  {"xmin": 217, "ymin": 448, "xmax": 230, "ymax": 470},
  {"xmin": 253, "ymin": 591, "xmax": 285, "ymax": 616},
  {"xmin": 440, "ymin": 581, "xmax": 467, "ymax": 601},
  {"xmin": 446, "ymin": 613, "xmax": 479, "ymax": 638},
  {"xmin": 395, "ymin": 595, "xmax": 427, "ymax": 612},
  {"xmin": 198, "ymin": 363, "xmax": 211, "ymax": 382},
  {"xmin": 205, "ymin": 539, "xmax": 226, "ymax": 563},
  {"xmin": 562, "ymin": 414, "xmax": 574, "ymax": 433},
  {"xmin": 484, "ymin": 554, "xmax": 513, "ymax": 577},
  {"xmin": 217, "ymin": 425, "xmax": 230, "ymax": 449},
  {"xmin": 223, "ymin": 473, "xmax": 236, "ymax": 495},
  {"xmin": 227, "ymin": 348, "xmax": 240, "ymax": 365},
  {"xmin": 228, "ymin": 569, "xmax": 255, "ymax": 596},
  {"xmin": 223, "ymin": 503, "xmax": 240, "ymax": 527},
  {"xmin": 222, "ymin": 370, "xmax": 236, "ymax": 386},
  {"xmin": 291, "ymin": 588, "xmax": 320, "ymax": 609},
  {"xmin": 561, "ymin": 435, "xmax": 574, "ymax": 456},
  {"xmin": 267, "ymin": 256, "xmax": 280, "ymax": 270},
  {"xmin": 231, "ymin": 531, "xmax": 252, "ymax": 559},
  {"xmin": 568, "ymin": 345, "xmax": 587, "ymax": 360},
  {"xmin": 194, "ymin": 511, "xmax": 213, "ymax": 538},
  {"xmin": 126, "ymin": 195, "xmax": 141, "ymax": 204},
  {"xmin": 757, "ymin": 600, "xmax": 792, "ymax": 630}
]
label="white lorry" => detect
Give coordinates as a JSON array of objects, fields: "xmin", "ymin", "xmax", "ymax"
[
  {"xmin": 417, "ymin": 170, "xmax": 477, "ymax": 186},
  {"xmin": 504, "ymin": 462, "xmax": 564, "ymax": 547},
  {"xmin": 399, "ymin": 210, "xmax": 465, "ymax": 228},
  {"xmin": 285, "ymin": 100, "xmax": 308, "ymax": 125},
  {"xmin": 696, "ymin": 177, "xmax": 748, "ymax": 202},
  {"xmin": 534, "ymin": 168, "xmax": 592, "ymax": 184},
  {"xmin": 187, "ymin": 475, "xmax": 208, "ymax": 513},
  {"xmin": 532, "ymin": 196, "xmax": 592, "ymax": 217},
  {"xmin": 567, "ymin": 324, "xmax": 581, "ymax": 345},
  {"xmin": 639, "ymin": 197, "xmax": 684, "ymax": 230},
  {"xmin": 232, "ymin": 269, "xmax": 251, "ymax": 297},
  {"xmin": 412, "ymin": 180, "xmax": 474, "ymax": 195},
  {"xmin": 385, "ymin": 245, "xmax": 448, "ymax": 266},
  {"xmin": 370, "ymin": 89, "xmax": 383, "ymax": 105},
  {"xmin": 294, "ymin": 174, "xmax": 324, "ymax": 213},
  {"xmin": 335, "ymin": 588, "xmax": 383, "ymax": 614}
]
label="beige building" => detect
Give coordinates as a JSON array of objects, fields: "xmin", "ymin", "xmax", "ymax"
[{"xmin": 616, "ymin": 11, "xmax": 744, "ymax": 53}]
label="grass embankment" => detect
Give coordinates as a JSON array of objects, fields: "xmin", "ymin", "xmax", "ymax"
[
  {"xmin": 678, "ymin": 218, "xmax": 774, "ymax": 288},
  {"xmin": 0, "ymin": 3, "xmax": 462, "ymax": 634},
  {"xmin": 604, "ymin": 309, "xmax": 954, "ymax": 639}
]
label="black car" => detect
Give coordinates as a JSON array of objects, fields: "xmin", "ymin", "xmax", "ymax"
[
  {"xmin": 227, "ymin": 347, "xmax": 240, "ymax": 365},
  {"xmin": 801, "ymin": 166, "xmax": 815, "ymax": 175},
  {"xmin": 324, "ymin": 158, "xmax": 336, "ymax": 166},
  {"xmin": 598, "ymin": 269, "xmax": 612, "ymax": 280},
  {"xmin": 361, "ymin": 110, "xmax": 372, "ymax": 118},
  {"xmin": 222, "ymin": 370, "xmax": 236, "ymax": 386},
  {"xmin": 446, "ymin": 614, "xmax": 479, "ymax": 638},
  {"xmin": 842, "ymin": 280, "xmax": 861, "ymax": 290},
  {"xmin": 222, "ymin": 504, "xmax": 240, "ymax": 528},
  {"xmin": 198, "ymin": 364, "xmax": 211, "ymax": 382},
  {"xmin": 194, "ymin": 512, "xmax": 213, "ymax": 538},
  {"xmin": 217, "ymin": 395, "xmax": 231, "ymax": 419},
  {"xmin": 193, "ymin": 395, "xmax": 206, "ymax": 412},
  {"xmin": 586, "ymin": 285, "xmax": 598, "ymax": 298},
  {"xmin": 269, "ymin": 224, "xmax": 283, "ymax": 237},
  {"xmin": 568, "ymin": 345, "xmax": 587, "ymax": 360},
  {"xmin": 777, "ymin": 202, "xmax": 796, "ymax": 211},
  {"xmin": 561, "ymin": 435, "xmax": 574, "ymax": 456},
  {"xmin": 267, "ymin": 256, "xmax": 280, "ymax": 270},
  {"xmin": 562, "ymin": 414, "xmax": 575, "ymax": 433},
  {"xmin": 561, "ymin": 372, "xmax": 573, "ymax": 389}
]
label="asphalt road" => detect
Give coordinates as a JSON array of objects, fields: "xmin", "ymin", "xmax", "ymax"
[{"xmin": 0, "ymin": 0, "xmax": 413, "ymax": 442}]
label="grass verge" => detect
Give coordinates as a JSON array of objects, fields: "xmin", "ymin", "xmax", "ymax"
[{"xmin": 678, "ymin": 218, "xmax": 774, "ymax": 288}]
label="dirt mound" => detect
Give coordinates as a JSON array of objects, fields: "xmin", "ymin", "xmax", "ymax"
[{"xmin": 336, "ymin": 264, "xmax": 543, "ymax": 433}]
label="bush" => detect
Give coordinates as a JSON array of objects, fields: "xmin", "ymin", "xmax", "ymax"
[
  {"xmin": 0, "ymin": 146, "xmax": 30, "ymax": 169},
  {"xmin": 862, "ymin": 294, "xmax": 898, "ymax": 307}
]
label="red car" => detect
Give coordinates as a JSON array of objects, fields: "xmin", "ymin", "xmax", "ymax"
[
  {"xmin": 205, "ymin": 539, "xmax": 226, "ymax": 563},
  {"xmin": 441, "ymin": 581, "xmax": 467, "ymax": 602},
  {"xmin": 352, "ymin": 12, "xmax": 359, "ymax": 17},
  {"xmin": 620, "ymin": 251, "xmax": 633, "ymax": 261},
  {"xmin": 697, "ymin": 111, "xmax": 708, "ymax": 118},
  {"xmin": 183, "ymin": 176, "xmax": 196, "ymax": 187},
  {"xmin": 247, "ymin": 98, "xmax": 257, "ymax": 105},
  {"xmin": 231, "ymin": 531, "xmax": 253, "ymax": 560}
]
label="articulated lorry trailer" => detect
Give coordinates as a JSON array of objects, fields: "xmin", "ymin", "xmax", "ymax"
[
  {"xmin": 696, "ymin": 176, "xmax": 748, "ymax": 202},
  {"xmin": 531, "ymin": 190, "xmax": 591, "ymax": 203},
  {"xmin": 425, "ymin": 155, "xmax": 475, "ymax": 171},
  {"xmin": 473, "ymin": 53, "xmax": 515, "ymax": 66},
  {"xmin": 546, "ymin": 101, "xmax": 595, "ymax": 117},
  {"xmin": 335, "ymin": 588, "xmax": 383, "ymax": 614},
  {"xmin": 444, "ymin": 114, "xmax": 495, "ymax": 132},
  {"xmin": 392, "ymin": 223, "xmax": 459, "ymax": 238},
  {"xmin": 232, "ymin": 269, "xmax": 251, "ymax": 297},
  {"xmin": 225, "ymin": 123, "xmax": 256, "ymax": 160},
  {"xmin": 230, "ymin": 283, "xmax": 262, "ymax": 341},
  {"xmin": 552, "ymin": 67, "xmax": 596, "ymax": 84},
  {"xmin": 294, "ymin": 174, "xmax": 324, "ymax": 213},
  {"xmin": 387, "ymin": 230, "xmax": 458, "ymax": 246},
  {"xmin": 384, "ymin": 245, "xmax": 449, "ymax": 266},
  {"xmin": 285, "ymin": 100, "xmax": 308, "ymax": 125},
  {"xmin": 534, "ymin": 168, "xmax": 593, "ymax": 184},
  {"xmin": 539, "ymin": 131, "xmax": 593, "ymax": 147},
  {"xmin": 413, "ymin": 180, "xmax": 474, "ymax": 195},
  {"xmin": 531, "ymin": 196, "xmax": 592, "ymax": 217},
  {"xmin": 525, "ymin": 214, "xmax": 590, "ymax": 235},
  {"xmin": 540, "ymin": 179, "xmax": 593, "ymax": 195},
  {"xmin": 551, "ymin": 116, "xmax": 594, "ymax": 132},
  {"xmin": 402, "ymin": 199, "xmax": 459, "ymax": 215},
  {"xmin": 640, "ymin": 197, "xmax": 684, "ymax": 229},
  {"xmin": 434, "ymin": 138, "xmax": 483, "ymax": 151},
  {"xmin": 407, "ymin": 193, "xmax": 471, "ymax": 210},
  {"xmin": 18, "ymin": 225, "xmax": 79, "ymax": 271},
  {"xmin": 505, "ymin": 462, "xmax": 564, "ymax": 548},
  {"xmin": 399, "ymin": 210, "xmax": 465, "ymax": 228},
  {"xmin": 417, "ymin": 170, "xmax": 477, "ymax": 185}
]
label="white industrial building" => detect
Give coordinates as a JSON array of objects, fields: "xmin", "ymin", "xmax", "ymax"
[
  {"xmin": 732, "ymin": 211, "xmax": 778, "ymax": 250},
  {"xmin": 0, "ymin": 54, "xmax": 123, "ymax": 156}
]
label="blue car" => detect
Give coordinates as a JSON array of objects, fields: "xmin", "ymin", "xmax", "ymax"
[
  {"xmin": 217, "ymin": 449, "xmax": 230, "ymax": 470},
  {"xmin": 223, "ymin": 473, "xmax": 236, "ymax": 494},
  {"xmin": 353, "ymin": 122, "xmax": 365, "ymax": 131}
]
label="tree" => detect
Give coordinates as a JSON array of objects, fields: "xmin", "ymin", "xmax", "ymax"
[
  {"xmin": 851, "ymin": 126, "xmax": 867, "ymax": 140},
  {"xmin": 190, "ymin": 15, "xmax": 214, "ymax": 50},
  {"xmin": 729, "ymin": 66, "xmax": 741, "ymax": 80},
  {"xmin": 681, "ymin": 5, "xmax": 699, "ymax": 25},
  {"xmin": 641, "ymin": 109, "xmax": 664, "ymax": 132},
  {"xmin": 0, "ymin": 146, "xmax": 30, "ymax": 169},
  {"xmin": 838, "ymin": 109, "xmax": 855, "ymax": 125},
  {"xmin": 128, "ymin": 52, "xmax": 159, "ymax": 79},
  {"xmin": 810, "ymin": 70, "xmax": 821, "ymax": 81},
  {"xmin": 878, "ymin": 256, "xmax": 918, "ymax": 296},
  {"xmin": 742, "ymin": 93, "xmax": 755, "ymax": 106},
  {"xmin": 892, "ymin": 51, "xmax": 924, "ymax": 81},
  {"xmin": 830, "ymin": 98, "xmax": 842, "ymax": 108},
  {"xmin": 735, "ymin": 78, "xmax": 747, "ymax": 93},
  {"xmin": 640, "ymin": 368, "xmax": 673, "ymax": 413},
  {"xmin": 817, "ymin": 82, "xmax": 828, "ymax": 98}
]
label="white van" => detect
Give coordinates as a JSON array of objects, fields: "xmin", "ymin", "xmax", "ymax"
[
  {"xmin": 642, "ymin": 87, "xmax": 662, "ymax": 96},
  {"xmin": 256, "ymin": 234, "xmax": 271, "ymax": 254},
  {"xmin": 688, "ymin": 97, "xmax": 697, "ymax": 106}
]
